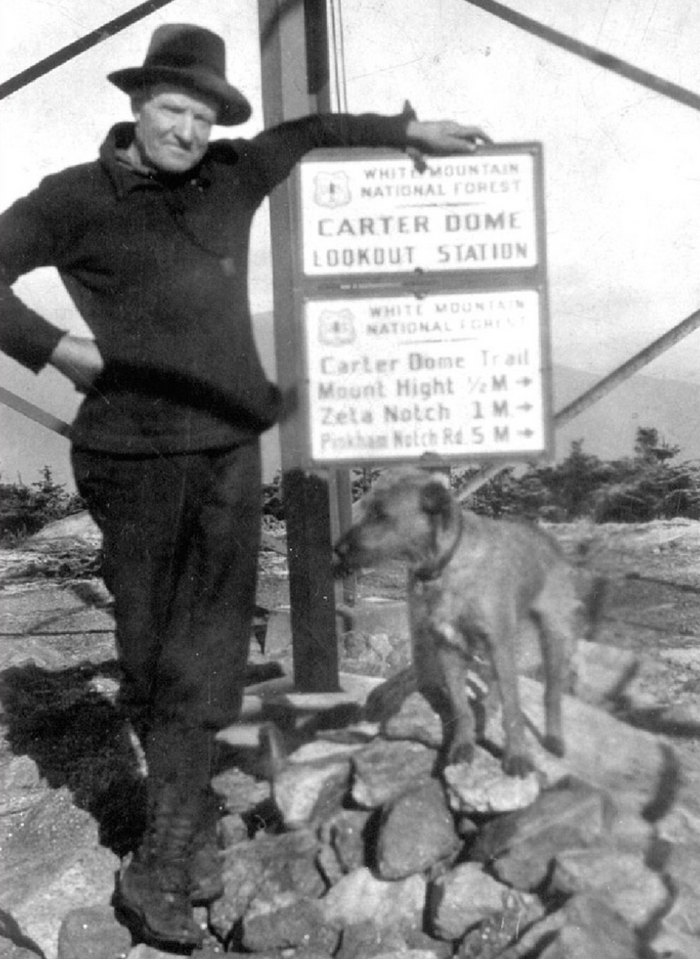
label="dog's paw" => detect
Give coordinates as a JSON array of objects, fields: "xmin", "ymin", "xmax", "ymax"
[
  {"xmin": 445, "ymin": 738, "xmax": 475, "ymax": 768},
  {"xmin": 502, "ymin": 752, "xmax": 535, "ymax": 778},
  {"xmin": 543, "ymin": 734, "xmax": 566, "ymax": 758}
]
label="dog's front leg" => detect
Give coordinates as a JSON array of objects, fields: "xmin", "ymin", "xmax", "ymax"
[{"xmin": 413, "ymin": 623, "xmax": 477, "ymax": 767}]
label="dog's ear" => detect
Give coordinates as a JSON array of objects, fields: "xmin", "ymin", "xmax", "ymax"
[{"xmin": 420, "ymin": 480, "xmax": 452, "ymax": 520}]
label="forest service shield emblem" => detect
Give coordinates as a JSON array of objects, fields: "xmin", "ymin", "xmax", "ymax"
[{"xmin": 313, "ymin": 172, "xmax": 351, "ymax": 208}]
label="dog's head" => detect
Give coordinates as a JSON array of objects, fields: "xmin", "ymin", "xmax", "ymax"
[{"xmin": 332, "ymin": 468, "xmax": 457, "ymax": 576}]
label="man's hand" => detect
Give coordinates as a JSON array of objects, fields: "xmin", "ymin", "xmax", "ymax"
[
  {"xmin": 49, "ymin": 334, "xmax": 104, "ymax": 391},
  {"xmin": 406, "ymin": 119, "xmax": 491, "ymax": 155}
]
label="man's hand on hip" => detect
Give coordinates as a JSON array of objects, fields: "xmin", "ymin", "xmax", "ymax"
[{"xmin": 49, "ymin": 334, "xmax": 105, "ymax": 391}]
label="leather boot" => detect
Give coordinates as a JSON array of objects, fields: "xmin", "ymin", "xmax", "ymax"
[
  {"xmin": 115, "ymin": 779, "xmax": 204, "ymax": 947},
  {"xmin": 189, "ymin": 789, "xmax": 224, "ymax": 905}
]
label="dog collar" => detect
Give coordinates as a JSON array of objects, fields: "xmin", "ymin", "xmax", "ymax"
[{"xmin": 413, "ymin": 508, "xmax": 465, "ymax": 582}]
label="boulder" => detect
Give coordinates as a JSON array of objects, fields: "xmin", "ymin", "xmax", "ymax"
[
  {"xmin": 209, "ymin": 828, "xmax": 325, "ymax": 940},
  {"xmin": 271, "ymin": 740, "xmax": 361, "ymax": 829},
  {"xmin": 471, "ymin": 776, "xmax": 613, "ymax": 889},
  {"xmin": 430, "ymin": 862, "xmax": 538, "ymax": 942},
  {"xmin": 56, "ymin": 906, "xmax": 131, "ymax": 959},
  {"xmin": 375, "ymin": 779, "xmax": 460, "ymax": 880},
  {"xmin": 549, "ymin": 847, "xmax": 669, "ymax": 929},
  {"xmin": 351, "ymin": 739, "xmax": 437, "ymax": 808},
  {"xmin": 319, "ymin": 868, "xmax": 426, "ymax": 933},
  {"xmin": 444, "ymin": 747, "xmax": 540, "ymax": 815}
]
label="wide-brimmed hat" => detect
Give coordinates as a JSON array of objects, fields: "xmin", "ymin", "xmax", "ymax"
[{"xmin": 108, "ymin": 24, "xmax": 251, "ymax": 126}]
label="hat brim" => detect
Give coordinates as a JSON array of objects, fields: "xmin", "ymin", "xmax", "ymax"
[{"xmin": 108, "ymin": 66, "xmax": 252, "ymax": 126}]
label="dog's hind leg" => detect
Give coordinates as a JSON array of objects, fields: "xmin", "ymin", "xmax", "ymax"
[{"xmin": 531, "ymin": 581, "xmax": 576, "ymax": 758}]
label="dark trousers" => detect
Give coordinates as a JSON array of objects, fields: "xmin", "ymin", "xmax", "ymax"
[{"xmin": 72, "ymin": 441, "xmax": 262, "ymax": 735}]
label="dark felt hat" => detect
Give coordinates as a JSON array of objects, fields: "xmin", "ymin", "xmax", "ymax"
[{"xmin": 108, "ymin": 24, "xmax": 252, "ymax": 126}]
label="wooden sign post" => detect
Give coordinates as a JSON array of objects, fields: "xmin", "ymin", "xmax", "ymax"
[{"xmin": 258, "ymin": 0, "xmax": 342, "ymax": 692}]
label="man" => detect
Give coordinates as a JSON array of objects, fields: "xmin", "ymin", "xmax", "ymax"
[{"xmin": 0, "ymin": 23, "xmax": 489, "ymax": 947}]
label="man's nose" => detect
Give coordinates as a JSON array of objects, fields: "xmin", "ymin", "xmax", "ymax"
[{"xmin": 174, "ymin": 113, "xmax": 195, "ymax": 142}]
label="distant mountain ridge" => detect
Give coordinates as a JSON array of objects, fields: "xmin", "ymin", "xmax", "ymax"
[
  {"xmin": 552, "ymin": 365, "xmax": 700, "ymax": 464},
  {"xmin": 2, "ymin": 351, "xmax": 700, "ymax": 491}
]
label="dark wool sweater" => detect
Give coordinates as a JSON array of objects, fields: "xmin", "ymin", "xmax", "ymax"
[{"xmin": 0, "ymin": 112, "xmax": 410, "ymax": 454}]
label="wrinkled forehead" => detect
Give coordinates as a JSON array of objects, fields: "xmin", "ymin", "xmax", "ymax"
[{"xmin": 134, "ymin": 82, "xmax": 220, "ymax": 118}]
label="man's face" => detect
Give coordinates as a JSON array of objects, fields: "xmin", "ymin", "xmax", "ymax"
[{"xmin": 132, "ymin": 84, "xmax": 218, "ymax": 173}]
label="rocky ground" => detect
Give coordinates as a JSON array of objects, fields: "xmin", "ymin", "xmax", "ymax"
[{"xmin": 1, "ymin": 512, "xmax": 700, "ymax": 958}]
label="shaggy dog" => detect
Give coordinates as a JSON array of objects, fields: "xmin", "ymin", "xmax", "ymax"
[{"xmin": 333, "ymin": 468, "xmax": 581, "ymax": 776}]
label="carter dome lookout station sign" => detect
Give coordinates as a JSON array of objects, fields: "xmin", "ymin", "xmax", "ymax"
[{"xmin": 293, "ymin": 143, "xmax": 552, "ymax": 467}]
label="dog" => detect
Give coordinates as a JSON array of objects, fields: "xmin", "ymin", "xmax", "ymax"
[{"xmin": 332, "ymin": 467, "xmax": 581, "ymax": 777}]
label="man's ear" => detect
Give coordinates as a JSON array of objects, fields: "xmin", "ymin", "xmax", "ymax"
[{"xmin": 419, "ymin": 480, "xmax": 452, "ymax": 521}]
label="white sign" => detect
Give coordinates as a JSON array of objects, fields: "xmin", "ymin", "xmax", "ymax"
[
  {"xmin": 299, "ymin": 152, "xmax": 538, "ymax": 275},
  {"xmin": 304, "ymin": 289, "xmax": 548, "ymax": 465}
]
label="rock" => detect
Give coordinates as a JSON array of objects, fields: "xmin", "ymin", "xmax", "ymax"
[
  {"xmin": 0, "ymin": 786, "xmax": 119, "ymax": 959},
  {"xmin": 470, "ymin": 777, "xmax": 613, "ymax": 889},
  {"xmin": 430, "ymin": 862, "xmax": 534, "ymax": 942},
  {"xmin": 482, "ymin": 908, "xmax": 566, "ymax": 959},
  {"xmin": 334, "ymin": 923, "xmax": 413, "ymax": 959},
  {"xmin": 318, "ymin": 808, "xmax": 374, "ymax": 883},
  {"xmin": 27, "ymin": 512, "xmax": 101, "ymax": 550},
  {"xmin": 127, "ymin": 946, "xmax": 203, "ymax": 959},
  {"xmin": 649, "ymin": 928, "xmax": 700, "ymax": 959},
  {"xmin": 351, "ymin": 739, "xmax": 438, "ymax": 808},
  {"xmin": 339, "ymin": 940, "xmax": 444, "ymax": 959},
  {"xmin": 218, "ymin": 813, "xmax": 248, "ymax": 846},
  {"xmin": 0, "ymin": 754, "xmax": 44, "ymax": 816},
  {"xmin": 549, "ymin": 846, "xmax": 669, "ymax": 929},
  {"xmin": 375, "ymin": 780, "xmax": 460, "ymax": 880},
  {"xmin": 0, "ymin": 943, "xmax": 43, "ymax": 959},
  {"xmin": 271, "ymin": 740, "xmax": 361, "ymax": 829},
  {"xmin": 0, "ymin": 640, "xmax": 77, "ymax": 672},
  {"xmin": 482, "ymin": 676, "xmax": 691, "ymax": 850},
  {"xmin": 0, "ymin": 911, "xmax": 46, "ymax": 958},
  {"xmin": 210, "ymin": 764, "xmax": 270, "ymax": 815},
  {"xmin": 572, "ymin": 641, "xmax": 642, "ymax": 707},
  {"xmin": 210, "ymin": 827, "xmax": 325, "ymax": 940},
  {"xmin": 263, "ymin": 692, "xmax": 364, "ymax": 738},
  {"xmin": 57, "ymin": 906, "xmax": 131, "ymax": 959},
  {"xmin": 538, "ymin": 893, "xmax": 642, "ymax": 959},
  {"xmin": 241, "ymin": 895, "xmax": 337, "ymax": 954},
  {"xmin": 456, "ymin": 889, "xmax": 548, "ymax": 957},
  {"xmin": 381, "ymin": 691, "xmax": 443, "ymax": 748},
  {"xmin": 443, "ymin": 747, "xmax": 540, "ymax": 815},
  {"xmin": 319, "ymin": 868, "xmax": 426, "ymax": 933},
  {"xmin": 652, "ymin": 841, "xmax": 700, "ymax": 940}
]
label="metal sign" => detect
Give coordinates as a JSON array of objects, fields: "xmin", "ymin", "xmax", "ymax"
[
  {"xmin": 303, "ymin": 288, "xmax": 548, "ymax": 465},
  {"xmin": 293, "ymin": 143, "xmax": 551, "ymax": 467},
  {"xmin": 298, "ymin": 150, "xmax": 538, "ymax": 276}
]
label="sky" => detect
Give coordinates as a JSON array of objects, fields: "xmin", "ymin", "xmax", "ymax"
[{"xmin": 2, "ymin": 0, "xmax": 700, "ymax": 485}]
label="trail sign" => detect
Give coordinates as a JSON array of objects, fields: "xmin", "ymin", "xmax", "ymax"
[
  {"xmin": 298, "ymin": 149, "xmax": 539, "ymax": 276},
  {"xmin": 293, "ymin": 143, "xmax": 552, "ymax": 467},
  {"xmin": 303, "ymin": 288, "xmax": 546, "ymax": 465}
]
